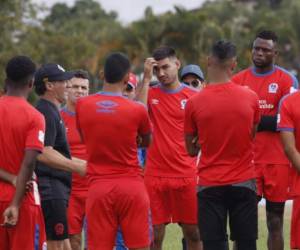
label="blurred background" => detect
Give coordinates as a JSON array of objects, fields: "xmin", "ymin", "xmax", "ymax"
[{"xmin": 1, "ymin": 0, "xmax": 299, "ymax": 95}]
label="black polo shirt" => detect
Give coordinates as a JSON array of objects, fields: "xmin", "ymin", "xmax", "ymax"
[{"xmin": 36, "ymin": 98, "xmax": 71, "ymax": 201}]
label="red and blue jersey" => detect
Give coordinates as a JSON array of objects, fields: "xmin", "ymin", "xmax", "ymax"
[
  {"xmin": 145, "ymin": 83, "xmax": 198, "ymax": 178},
  {"xmin": 76, "ymin": 92, "xmax": 151, "ymax": 183},
  {"xmin": 184, "ymin": 82, "xmax": 260, "ymax": 186},
  {"xmin": 232, "ymin": 65, "xmax": 298, "ymax": 164},
  {"xmin": 61, "ymin": 107, "xmax": 88, "ymax": 193}
]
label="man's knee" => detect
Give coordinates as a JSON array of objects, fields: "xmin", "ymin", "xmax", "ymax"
[
  {"xmin": 153, "ymin": 224, "xmax": 165, "ymax": 243},
  {"xmin": 181, "ymin": 224, "xmax": 201, "ymax": 242}
]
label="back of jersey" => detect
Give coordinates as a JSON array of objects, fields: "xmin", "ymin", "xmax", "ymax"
[{"xmin": 76, "ymin": 92, "xmax": 151, "ymax": 181}]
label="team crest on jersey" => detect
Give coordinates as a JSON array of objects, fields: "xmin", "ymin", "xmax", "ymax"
[
  {"xmin": 151, "ymin": 99, "xmax": 159, "ymax": 105},
  {"xmin": 180, "ymin": 99, "xmax": 187, "ymax": 109},
  {"xmin": 268, "ymin": 83, "xmax": 278, "ymax": 93},
  {"xmin": 38, "ymin": 130, "xmax": 45, "ymax": 144}
]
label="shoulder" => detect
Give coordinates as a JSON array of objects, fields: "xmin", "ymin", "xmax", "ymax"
[
  {"xmin": 232, "ymin": 68, "xmax": 251, "ymax": 81},
  {"xmin": 275, "ymin": 66, "xmax": 298, "ymax": 85},
  {"xmin": 181, "ymin": 84, "xmax": 199, "ymax": 95},
  {"xmin": 281, "ymin": 90, "xmax": 300, "ymax": 105}
]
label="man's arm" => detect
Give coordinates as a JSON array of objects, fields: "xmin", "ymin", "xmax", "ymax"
[
  {"xmin": 280, "ymin": 131, "xmax": 300, "ymax": 172},
  {"xmin": 185, "ymin": 134, "xmax": 200, "ymax": 157},
  {"xmin": 137, "ymin": 134, "xmax": 152, "ymax": 148},
  {"xmin": 135, "ymin": 57, "xmax": 157, "ymax": 105},
  {"xmin": 37, "ymin": 146, "xmax": 86, "ymax": 176},
  {"xmin": 3, "ymin": 150, "xmax": 39, "ymax": 226}
]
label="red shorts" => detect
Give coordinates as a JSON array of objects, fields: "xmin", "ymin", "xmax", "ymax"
[
  {"xmin": 67, "ymin": 191, "xmax": 87, "ymax": 235},
  {"xmin": 0, "ymin": 202, "xmax": 46, "ymax": 250},
  {"xmin": 86, "ymin": 177, "xmax": 151, "ymax": 250},
  {"xmin": 256, "ymin": 164, "xmax": 291, "ymax": 202},
  {"xmin": 144, "ymin": 176, "xmax": 197, "ymax": 225},
  {"xmin": 291, "ymin": 198, "xmax": 300, "ymax": 249}
]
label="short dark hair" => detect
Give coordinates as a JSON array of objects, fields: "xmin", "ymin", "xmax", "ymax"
[
  {"xmin": 211, "ymin": 40, "xmax": 236, "ymax": 61},
  {"xmin": 152, "ymin": 46, "xmax": 176, "ymax": 61},
  {"xmin": 256, "ymin": 30, "xmax": 278, "ymax": 43},
  {"xmin": 104, "ymin": 52, "xmax": 130, "ymax": 84},
  {"xmin": 5, "ymin": 56, "xmax": 36, "ymax": 88},
  {"xmin": 72, "ymin": 69, "xmax": 89, "ymax": 80}
]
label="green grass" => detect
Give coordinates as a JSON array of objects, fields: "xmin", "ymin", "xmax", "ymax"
[{"xmin": 163, "ymin": 204, "xmax": 292, "ymax": 250}]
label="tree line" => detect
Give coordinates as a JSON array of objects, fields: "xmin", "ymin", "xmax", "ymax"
[{"xmin": 1, "ymin": 0, "xmax": 300, "ymax": 94}]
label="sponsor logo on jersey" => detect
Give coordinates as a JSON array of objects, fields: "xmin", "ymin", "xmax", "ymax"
[
  {"xmin": 259, "ymin": 100, "xmax": 274, "ymax": 109},
  {"xmin": 268, "ymin": 83, "xmax": 278, "ymax": 93},
  {"xmin": 151, "ymin": 99, "xmax": 159, "ymax": 105},
  {"xmin": 180, "ymin": 99, "xmax": 187, "ymax": 109},
  {"xmin": 96, "ymin": 100, "xmax": 118, "ymax": 113}
]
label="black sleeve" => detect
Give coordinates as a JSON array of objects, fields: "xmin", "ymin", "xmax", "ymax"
[
  {"xmin": 257, "ymin": 115, "xmax": 277, "ymax": 132},
  {"xmin": 43, "ymin": 111, "xmax": 57, "ymax": 146}
]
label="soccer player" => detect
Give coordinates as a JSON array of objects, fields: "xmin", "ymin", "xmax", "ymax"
[
  {"xmin": 277, "ymin": 91, "xmax": 300, "ymax": 250},
  {"xmin": 180, "ymin": 64, "xmax": 205, "ymax": 89},
  {"xmin": 232, "ymin": 30, "xmax": 298, "ymax": 250},
  {"xmin": 60, "ymin": 70, "xmax": 90, "ymax": 250},
  {"xmin": 0, "ymin": 56, "xmax": 46, "ymax": 250},
  {"xmin": 34, "ymin": 64, "xmax": 86, "ymax": 250},
  {"xmin": 76, "ymin": 52, "xmax": 152, "ymax": 250},
  {"xmin": 137, "ymin": 46, "xmax": 201, "ymax": 250},
  {"xmin": 184, "ymin": 40, "xmax": 260, "ymax": 250}
]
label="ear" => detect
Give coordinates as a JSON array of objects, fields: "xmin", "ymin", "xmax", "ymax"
[
  {"xmin": 231, "ymin": 57, "xmax": 237, "ymax": 71},
  {"xmin": 175, "ymin": 59, "xmax": 181, "ymax": 70},
  {"xmin": 123, "ymin": 71, "xmax": 130, "ymax": 85},
  {"xmin": 99, "ymin": 70, "xmax": 104, "ymax": 81},
  {"xmin": 28, "ymin": 79, "xmax": 34, "ymax": 90},
  {"xmin": 45, "ymin": 81, "xmax": 54, "ymax": 91}
]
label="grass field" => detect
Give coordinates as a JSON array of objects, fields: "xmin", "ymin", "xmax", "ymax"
[{"xmin": 163, "ymin": 204, "xmax": 292, "ymax": 250}]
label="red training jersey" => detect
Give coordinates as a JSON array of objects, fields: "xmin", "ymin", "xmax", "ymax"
[
  {"xmin": 0, "ymin": 96, "xmax": 45, "ymax": 204},
  {"xmin": 184, "ymin": 82, "xmax": 260, "ymax": 186},
  {"xmin": 60, "ymin": 107, "xmax": 88, "ymax": 193},
  {"xmin": 277, "ymin": 91, "xmax": 300, "ymax": 197},
  {"xmin": 232, "ymin": 65, "xmax": 298, "ymax": 164},
  {"xmin": 76, "ymin": 92, "xmax": 151, "ymax": 183},
  {"xmin": 145, "ymin": 83, "xmax": 198, "ymax": 178}
]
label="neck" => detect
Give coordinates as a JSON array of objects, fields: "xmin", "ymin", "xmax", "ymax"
[
  {"xmin": 102, "ymin": 82, "xmax": 124, "ymax": 94},
  {"xmin": 6, "ymin": 88, "xmax": 28, "ymax": 99},
  {"xmin": 161, "ymin": 79, "xmax": 181, "ymax": 90},
  {"xmin": 207, "ymin": 70, "xmax": 231, "ymax": 85},
  {"xmin": 41, "ymin": 92, "xmax": 61, "ymax": 108},
  {"xmin": 253, "ymin": 64, "xmax": 274, "ymax": 74},
  {"xmin": 66, "ymin": 101, "xmax": 75, "ymax": 112}
]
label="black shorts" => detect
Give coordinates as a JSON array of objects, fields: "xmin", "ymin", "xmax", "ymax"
[
  {"xmin": 197, "ymin": 185, "xmax": 257, "ymax": 242},
  {"xmin": 41, "ymin": 199, "xmax": 69, "ymax": 241}
]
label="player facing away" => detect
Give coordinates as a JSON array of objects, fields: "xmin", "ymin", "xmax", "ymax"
[
  {"xmin": 0, "ymin": 56, "xmax": 46, "ymax": 250},
  {"xmin": 137, "ymin": 46, "xmax": 201, "ymax": 250},
  {"xmin": 34, "ymin": 64, "xmax": 87, "ymax": 250},
  {"xmin": 277, "ymin": 91, "xmax": 300, "ymax": 250},
  {"xmin": 60, "ymin": 70, "xmax": 90, "ymax": 250},
  {"xmin": 185, "ymin": 40, "xmax": 260, "ymax": 250},
  {"xmin": 231, "ymin": 30, "xmax": 299, "ymax": 250},
  {"xmin": 76, "ymin": 52, "xmax": 152, "ymax": 250}
]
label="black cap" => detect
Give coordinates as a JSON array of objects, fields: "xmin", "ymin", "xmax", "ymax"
[{"xmin": 34, "ymin": 63, "xmax": 74, "ymax": 85}]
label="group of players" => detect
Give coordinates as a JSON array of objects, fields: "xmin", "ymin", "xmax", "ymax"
[{"xmin": 1, "ymin": 29, "xmax": 300, "ymax": 250}]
